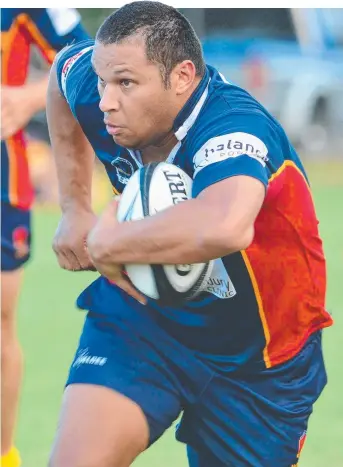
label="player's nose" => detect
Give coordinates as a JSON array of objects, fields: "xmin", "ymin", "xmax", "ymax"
[{"xmin": 99, "ymin": 84, "xmax": 120, "ymax": 113}]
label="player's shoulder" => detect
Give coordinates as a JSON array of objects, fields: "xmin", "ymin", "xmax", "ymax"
[
  {"xmin": 56, "ymin": 39, "xmax": 95, "ymax": 98},
  {"xmin": 194, "ymin": 66, "xmax": 284, "ymax": 147},
  {"xmin": 184, "ymin": 65, "xmax": 287, "ymax": 170}
]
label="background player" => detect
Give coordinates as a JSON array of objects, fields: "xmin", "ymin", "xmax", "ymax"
[
  {"xmin": 1, "ymin": 9, "xmax": 88, "ymax": 467},
  {"xmin": 47, "ymin": 3, "xmax": 333, "ymax": 466}
]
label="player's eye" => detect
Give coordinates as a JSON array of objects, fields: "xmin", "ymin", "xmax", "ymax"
[{"xmin": 120, "ymin": 79, "xmax": 133, "ymax": 89}]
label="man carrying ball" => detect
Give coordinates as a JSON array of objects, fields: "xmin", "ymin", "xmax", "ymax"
[{"xmin": 47, "ymin": 3, "xmax": 333, "ymax": 466}]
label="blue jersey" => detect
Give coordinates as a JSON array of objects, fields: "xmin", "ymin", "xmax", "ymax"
[{"xmin": 56, "ymin": 41, "xmax": 332, "ymax": 372}]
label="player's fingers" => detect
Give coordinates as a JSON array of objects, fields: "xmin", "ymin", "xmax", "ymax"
[
  {"xmin": 75, "ymin": 244, "xmax": 96, "ymax": 271},
  {"xmin": 115, "ymin": 277, "xmax": 147, "ymax": 305},
  {"xmin": 52, "ymin": 241, "xmax": 73, "ymax": 270},
  {"xmin": 63, "ymin": 249, "xmax": 83, "ymax": 271},
  {"xmin": 54, "ymin": 250, "xmax": 71, "ymax": 270},
  {"xmin": 56, "ymin": 249, "xmax": 82, "ymax": 271}
]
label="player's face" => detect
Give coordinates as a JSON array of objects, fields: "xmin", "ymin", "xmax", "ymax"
[{"xmin": 92, "ymin": 37, "xmax": 181, "ymax": 149}]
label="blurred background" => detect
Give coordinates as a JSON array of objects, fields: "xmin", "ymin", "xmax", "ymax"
[
  {"xmin": 27, "ymin": 8, "xmax": 343, "ymax": 207},
  {"xmin": 13, "ymin": 7, "xmax": 343, "ymax": 467}
]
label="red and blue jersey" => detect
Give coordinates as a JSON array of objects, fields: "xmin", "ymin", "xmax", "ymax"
[
  {"xmin": 1, "ymin": 8, "xmax": 89, "ymax": 209},
  {"xmin": 56, "ymin": 42, "xmax": 333, "ymax": 371}
]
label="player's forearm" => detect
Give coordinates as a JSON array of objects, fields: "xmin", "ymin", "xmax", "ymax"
[
  {"xmin": 52, "ymin": 127, "xmax": 94, "ymax": 214},
  {"xmin": 46, "ymin": 64, "xmax": 94, "ymax": 213},
  {"xmin": 92, "ymin": 198, "xmax": 253, "ymax": 266}
]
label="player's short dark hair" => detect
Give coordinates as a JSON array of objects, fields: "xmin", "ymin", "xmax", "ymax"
[{"xmin": 96, "ymin": 1, "xmax": 206, "ymax": 87}]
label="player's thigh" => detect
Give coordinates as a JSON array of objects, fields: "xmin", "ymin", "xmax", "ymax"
[
  {"xmin": 180, "ymin": 378, "xmax": 311, "ymax": 467},
  {"xmin": 52, "ymin": 309, "xmax": 184, "ymax": 466},
  {"xmin": 50, "ymin": 384, "xmax": 149, "ymax": 467},
  {"xmin": 178, "ymin": 332, "xmax": 326, "ymax": 467}
]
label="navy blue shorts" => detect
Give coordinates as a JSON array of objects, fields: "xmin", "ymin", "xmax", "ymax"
[
  {"xmin": 67, "ymin": 281, "xmax": 327, "ymax": 467},
  {"xmin": 1, "ymin": 202, "xmax": 31, "ymax": 271}
]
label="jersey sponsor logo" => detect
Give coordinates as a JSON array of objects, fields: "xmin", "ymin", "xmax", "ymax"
[
  {"xmin": 61, "ymin": 45, "xmax": 93, "ymax": 96},
  {"xmin": 193, "ymin": 132, "xmax": 269, "ymax": 175},
  {"xmin": 111, "ymin": 156, "xmax": 135, "ymax": 185},
  {"xmin": 12, "ymin": 226, "xmax": 29, "ymax": 259},
  {"xmin": 204, "ymin": 259, "xmax": 236, "ymax": 299},
  {"xmin": 47, "ymin": 8, "xmax": 81, "ymax": 36}
]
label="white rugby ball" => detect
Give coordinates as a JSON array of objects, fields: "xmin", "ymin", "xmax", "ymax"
[{"xmin": 117, "ymin": 162, "xmax": 213, "ymax": 305}]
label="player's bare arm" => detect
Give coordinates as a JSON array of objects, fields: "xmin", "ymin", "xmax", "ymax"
[
  {"xmin": 1, "ymin": 75, "xmax": 50, "ymax": 139},
  {"xmin": 47, "ymin": 58, "xmax": 97, "ymax": 272},
  {"xmin": 88, "ymin": 175, "xmax": 265, "ymax": 276}
]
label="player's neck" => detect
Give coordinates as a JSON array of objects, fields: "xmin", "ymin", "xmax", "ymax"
[
  {"xmin": 141, "ymin": 76, "xmax": 202, "ymax": 164},
  {"xmin": 141, "ymin": 132, "xmax": 178, "ymax": 164}
]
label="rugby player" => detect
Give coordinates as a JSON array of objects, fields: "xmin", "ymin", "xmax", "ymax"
[
  {"xmin": 1, "ymin": 9, "xmax": 88, "ymax": 467},
  {"xmin": 47, "ymin": 3, "xmax": 333, "ymax": 466}
]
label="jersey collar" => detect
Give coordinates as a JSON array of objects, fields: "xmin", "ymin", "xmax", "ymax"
[{"xmin": 173, "ymin": 66, "xmax": 211, "ymax": 142}]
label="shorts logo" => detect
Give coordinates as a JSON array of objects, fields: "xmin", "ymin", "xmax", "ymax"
[
  {"xmin": 12, "ymin": 226, "xmax": 29, "ymax": 259},
  {"xmin": 73, "ymin": 348, "xmax": 107, "ymax": 369},
  {"xmin": 111, "ymin": 157, "xmax": 135, "ymax": 185},
  {"xmin": 193, "ymin": 132, "xmax": 269, "ymax": 175}
]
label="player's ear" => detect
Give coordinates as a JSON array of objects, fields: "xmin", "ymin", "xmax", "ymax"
[{"xmin": 172, "ymin": 60, "xmax": 196, "ymax": 96}]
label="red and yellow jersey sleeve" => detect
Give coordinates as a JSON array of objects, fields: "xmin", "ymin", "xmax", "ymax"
[{"xmin": 1, "ymin": 8, "xmax": 89, "ymax": 208}]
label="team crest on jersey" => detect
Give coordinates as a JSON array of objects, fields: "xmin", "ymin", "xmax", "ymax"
[
  {"xmin": 12, "ymin": 226, "xmax": 29, "ymax": 259},
  {"xmin": 111, "ymin": 157, "xmax": 135, "ymax": 185}
]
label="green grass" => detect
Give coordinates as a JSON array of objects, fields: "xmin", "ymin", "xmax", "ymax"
[{"xmin": 17, "ymin": 162, "xmax": 343, "ymax": 466}]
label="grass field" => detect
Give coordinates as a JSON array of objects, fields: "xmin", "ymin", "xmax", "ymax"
[{"xmin": 16, "ymin": 162, "xmax": 343, "ymax": 466}]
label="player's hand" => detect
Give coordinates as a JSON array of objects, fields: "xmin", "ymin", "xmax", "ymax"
[
  {"xmin": 87, "ymin": 199, "xmax": 147, "ymax": 305},
  {"xmin": 1, "ymin": 85, "xmax": 38, "ymax": 139},
  {"xmin": 53, "ymin": 208, "xmax": 98, "ymax": 272}
]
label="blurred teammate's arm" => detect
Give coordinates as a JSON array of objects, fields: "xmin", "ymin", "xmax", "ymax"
[
  {"xmin": 1, "ymin": 75, "xmax": 49, "ymax": 139},
  {"xmin": 47, "ymin": 58, "xmax": 97, "ymax": 271},
  {"xmin": 1, "ymin": 9, "xmax": 89, "ymax": 140}
]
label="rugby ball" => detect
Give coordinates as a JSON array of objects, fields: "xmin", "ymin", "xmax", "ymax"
[{"xmin": 117, "ymin": 162, "xmax": 213, "ymax": 305}]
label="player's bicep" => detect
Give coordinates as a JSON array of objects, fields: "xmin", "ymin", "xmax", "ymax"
[{"xmin": 198, "ymin": 175, "xmax": 265, "ymax": 238}]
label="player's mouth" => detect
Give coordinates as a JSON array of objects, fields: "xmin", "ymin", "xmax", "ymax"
[{"xmin": 104, "ymin": 121, "xmax": 123, "ymax": 135}]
